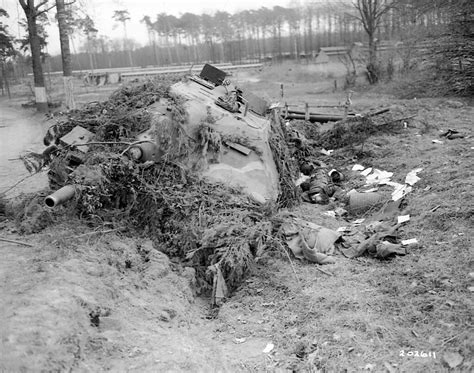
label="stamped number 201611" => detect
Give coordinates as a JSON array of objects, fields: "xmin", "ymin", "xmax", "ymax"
[{"xmin": 400, "ymin": 350, "xmax": 436, "ymax": 358}]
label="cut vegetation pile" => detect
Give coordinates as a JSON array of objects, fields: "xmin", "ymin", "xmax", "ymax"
[
  {"xmin": 19, "ymin": 77, "xmax": 298, "ymax": 300},
  {"xmin": 16, "ymin": 75, "xmax": 435, "ymax": 303}
]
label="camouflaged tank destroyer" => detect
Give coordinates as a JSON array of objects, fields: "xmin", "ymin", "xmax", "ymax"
[{"xmin": 131, "ymin": 64, "xmax": 280, "ymax": 204}]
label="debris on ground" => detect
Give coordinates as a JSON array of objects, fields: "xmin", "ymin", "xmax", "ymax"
[
  {"xmin": 405, "ymin": 170, "xmax": 420, "ymax": 186},
  {"xmin": 348, "ymin": 190, "xmax": 385, "ymax": 213},
  {"xmin": 339, "ymin": 222, "xmax": 405, "ymax": 259},
  {"xmin": 332, "ymin": 163, "xmax": 423, "ymax": 259},
  {"xmin": 281, "ymin": 217, "xmax": 340, "ymax": 264},
  {"xmin": 397, "ymin": 214, "xmax": 410, "ymax": 224},
  {"xmin": 401, "ymin": 238, "xmax": 418, "ymax": 246},
  {"xmin": 349, "ymin": 164, "xmax": 423, "ymax": 202},
  {"xmin": 263, "ymin": 343, "xmax": 275, "ymax": 354},
  {"xmin": 443, "ymin": 351, "xmax": 464, "ymax": 368},
  {"xmin": 440, "ymin": 128, "xmax": 466, "ymax": 140},
  {"xmin": 209, "ymin": 263, "xmax": 229, "ymax": 306}
]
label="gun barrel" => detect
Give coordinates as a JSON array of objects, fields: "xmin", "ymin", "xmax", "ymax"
[
  {"xmin": 128, "ymin": 142, "xmax": 159, "ymax": 162},
  {"xmin": 44, "ymin": 185, "xmax": 77, "ymax": 208}
]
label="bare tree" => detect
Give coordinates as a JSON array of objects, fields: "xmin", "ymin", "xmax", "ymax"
[
  {"xmin": 352, "ymin": 0, "xmax": 395, "ymax": 83},
  {"xmin": 19, "ymin": 0, "xmax": 56, "ymax": 111}
]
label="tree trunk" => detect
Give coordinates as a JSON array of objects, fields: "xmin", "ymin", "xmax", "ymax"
[
  {"xmin": 315, "ymin": 13, "xmax": 321, "ymax": 50},
  {"xmin": 277, "ymin": 24, "xmax": 282, "ymax": 57},
  {"xmin": 255, "ymin": 27, "xmax": 261, "ymax": 60},
  {"xmin": 87, "ymin": 38, "xmax": 95, "ymax": 71},
  {"xmin": 174, "ymin": 35, "xmax": 181, "ymax": 65},
  {"xmin": 165, "ymin": 36, "xmax": 173, "ymax": 65},
  {"xmin": 219, "ymin": 37, "xmax": 225, "ymax": 62},
  {"xmin": 152, "ymin": 37, "xmax": 159, "ymax": 65},
  {"xmin": 22, "ymin": 2, "xmax": 48, "ymax": 112},
  {"xmin": 1, "ymin": 62, "xmax": 11, "ymax": 99},
  {"xmin": 327, "ymin": 14, "xmax": 332, "ymax": 46},
  {"xmin": 121, "ymin": 23, "xmax": 133, "ymax": 67},
  {"xmin": 56, "ymin": 0, "xmax": 75, "ymax": 110},
  {"xmin": 306, "ymin": 11, "xmax": 313, "ymax": 55},
  {"xmin": 294, "ymin": 37, "xmax": 298, "ymax": 61},
  {"xmin": 367, "ymin": 32, "xmax": 379, "ymax": 84},
  {"xmin": 368, "ymin": 35, "xmax": 376, "ymax": 65},
  {"xmin": 193, "ymin": 37, "xmax": 199, "ymax": 63}
]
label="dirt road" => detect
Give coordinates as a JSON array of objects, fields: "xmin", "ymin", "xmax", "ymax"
[{"xmin": 0, "ymin": 100, "xmax": 48, "ymax": 197}]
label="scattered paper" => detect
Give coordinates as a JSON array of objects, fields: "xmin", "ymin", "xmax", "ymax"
[
  {"xmin": 320, "ymin": 148, "xmax": 334, "ymax": 156},
  {"xmin": 361, "ymin": 188, "xmax": 378, "ymax": 193},
  {"xmin": 263, "ymin": 343, "xmax": 274, "ymax": 354},
  {"xmin": 397, "ymin": 215, "xmax": 410, "ymax": 224},
  {"xmin": 337, "ymin": 226, "xmax": 350, "ymax": 232},
  {"xmin": 352, "ymin": 164, "xmax": 365, "ymax": 171},
  {"xmin": 405, "ymin": 168, "xmax": 423, "ymax": 185},
  {"xmin": 432, "ymin": 139, "xmax": 444, "ymax": 144},
  {"xmin": 355, "ymin": 164, "xmax": 420, "ymax": 202},
  {"xmin": 386, "ymin": 181, "xmax": 404, "ymax": 188},
  {"xmin": 392, "ymin": 184, "xmax": 412, "ymax": 201},
  {"xmin": 360, "ymin": 167, "xmax": 373, "ymax": 177},
  {"xmin": 366, "ymin": 169, "xmax": 393, "ymax": 185},
  {"xmin": 401, "ymin": 238, "xmax": 418, "ymax": 246}
]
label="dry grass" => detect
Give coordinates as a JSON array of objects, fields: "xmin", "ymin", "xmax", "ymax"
[{"xmin": 217, "ymin": 92, "xmax": 473, "ymax": 372}]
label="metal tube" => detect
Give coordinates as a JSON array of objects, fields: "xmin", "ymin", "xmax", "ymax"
[
  {"xmin": 128, "ymin": 142, "xmax": 158, "ymax": 162},
  {"xmin": 44, "ymin": 185, "xmax": 76, "ymax": 208}
]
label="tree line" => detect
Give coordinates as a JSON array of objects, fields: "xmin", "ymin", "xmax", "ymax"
[
  {"xmin": 49, "ymin": 1, "xmax": 455, "ymax": 70},
  {"xmin": 0, "ymin": 0, "xmax": 471, "ymax": 111}
]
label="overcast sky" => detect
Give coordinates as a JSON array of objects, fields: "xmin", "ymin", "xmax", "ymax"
[{"xmin": 2, "ymin": 0, "xmax": 296, "ymax": 55}]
